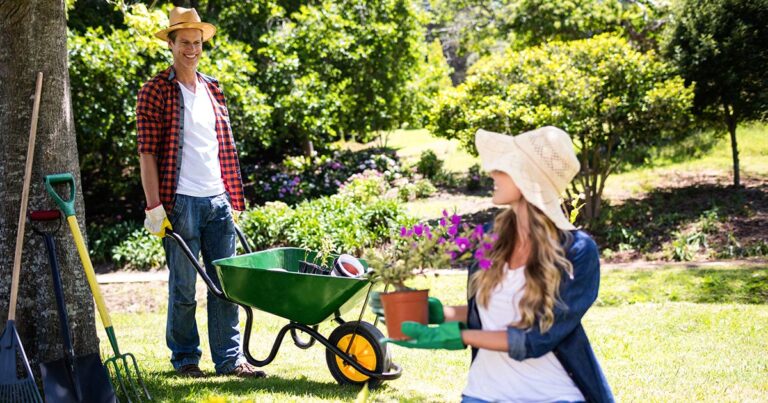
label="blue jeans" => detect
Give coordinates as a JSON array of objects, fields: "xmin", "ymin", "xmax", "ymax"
[{"xmin": 163, "ymin": 193, "xmax": 245, "ymax": 374}]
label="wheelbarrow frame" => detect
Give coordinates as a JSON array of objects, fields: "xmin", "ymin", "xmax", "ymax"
[{"xmin": 165, "ymin": 227, "xmax": 402, "ymax": 383}]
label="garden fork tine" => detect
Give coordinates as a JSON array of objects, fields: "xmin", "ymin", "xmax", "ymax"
[{"xmin": 44, "ymin": 173, "xmax": 152, "ymax": 401}]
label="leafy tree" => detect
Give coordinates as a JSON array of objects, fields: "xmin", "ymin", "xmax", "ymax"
[
  {"xmin": 1, "ymin": 0, "xmax": 99, "ymax": 370},
  {"xmin": 256, "ymin": 0, "xmax": 424, "ymax": 149},
  {"xmin": 401, "ymin": 38, "xmax": 454, "ymax": 128},
  {"xmin": 429, "ymin": 0, "xmax": 668, "ymax": 82},
  {"xmin": 429, "ymin": 34, "xmax": 695, "ymax": 223},
  {"xmin": 666, "ymin": 0, "xmax": 768, "ymax": 187}
]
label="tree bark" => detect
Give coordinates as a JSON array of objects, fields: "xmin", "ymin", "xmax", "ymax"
[
  {"xmin": 723, "ymin": 102, "xmax": 740, "ymax": 187},
  {"xmin": 0, "ymin": 0, "xmax": 99, "ymax": 373}
]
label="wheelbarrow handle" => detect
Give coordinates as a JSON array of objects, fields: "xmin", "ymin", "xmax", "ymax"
[
  {"xmin": 165, "ymin": 228, "xmax": 227, "ymax": 300},
  {"xmin": 44, "ymin": 173, "xmax": 76, "ymax": 217}
]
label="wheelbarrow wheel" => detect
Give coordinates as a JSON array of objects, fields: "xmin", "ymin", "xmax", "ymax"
[{"xmin": 325, "ymin": 321, "xmax": 390, "ymax": 388}]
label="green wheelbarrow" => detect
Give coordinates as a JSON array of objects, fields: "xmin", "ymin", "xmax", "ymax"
[{"xmin": 165, "ymin": 228, "xmax": 402, "ymax": 387}]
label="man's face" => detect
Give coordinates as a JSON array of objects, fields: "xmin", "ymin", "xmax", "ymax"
[{"xmin": 169, "ymin": 28, "xmax": 203, "ymax": 71}]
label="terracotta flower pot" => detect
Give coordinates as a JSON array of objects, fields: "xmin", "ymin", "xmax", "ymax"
[{"xmin": 380, "ymin": 289, "xmax": 429, "ymax": 340}]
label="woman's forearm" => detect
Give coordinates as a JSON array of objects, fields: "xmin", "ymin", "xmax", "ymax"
[
  {"xmin": 444, "ymin": 305, "xmax": 468, "ymax": 323},
  {"xmin": 461, "ymin": 330, "xmax": 509, "ymax": 352}
]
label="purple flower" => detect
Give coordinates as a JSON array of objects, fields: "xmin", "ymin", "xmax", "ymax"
[
  {"xmin": 442, "ymin": 210, "xmax": 449, "ymax": 217},
  {"xmin": 400, "ymin": 226, "xmax": 408, "ymax": 237},
  {"xmin": 454, "ymin": 237, "xmax": 471, "ymax": 252},
  {"xmin": 447, "ymin": 225, "xmax": 458, "ymax": 236},
  {"xmin": 413, "ymin": 224, "xmax": 424, "ymax": 236},
  {"xmin": 451, "ymin": 214, "xmax": 461, "ymax": 225},
  {"xmin": 424, "ymin": 226, "xmax": 432, "ymax": 240},
  {"xmin": 437, "ymin": 237, "xmax": 446, "ymax": 245},
  {"xmin": 478, "ymin": 258, "xmax": 492, "ymax": 270},
  {"xmin": 439, "ymin": 218, "xmax": 447, "ymax": 227}
]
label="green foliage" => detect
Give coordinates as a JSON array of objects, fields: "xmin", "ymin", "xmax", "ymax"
[
  {"xmin": 401, "ymin": 39, "xmax": 454, "ymax": 127},
  {"xmin": 111, "ymin": 228, "xmax": 165, "ymax": 270},
  {"xmin": 338, "ymin": 171, "xmax": 391, "ymax": 204},
  {"xmin": 396, "ymin": 178, "xmax": 436, "ymax": 202},
  {"xmin": 255, "ymin": 0, "xmax": 424, "ymax": 146},
  {"xmin": 415, "ymin": 149, "xmax": 444, "ymax": 180},
  {"xmin": 665, "ymin": 0, "xmax": 768, "ymax": 185},
  {"xmin": 429, "ymin": 0, "xmax": 667, "ymax": 60},
  {"xmin": 248, "ymin": 148, "xmax": 404, "ymax": 205},
  {"xmin": 87, "ymin": 220, "xmax": 142, "ymax": 263},
  {"xmin": 239, "ymin": 194, "xmax": 414, "ymax": 256},
  {"xmin": 666, "ymin": 0, "xmax": 768, "ymax": 121},
  {"xmin": 429, "ymin": 33, "xmax": 695, "ymax": 223}
]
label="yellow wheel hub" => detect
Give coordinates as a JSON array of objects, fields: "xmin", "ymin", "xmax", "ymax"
[{"xmin": 335, "ymin": 334, "xmax": 377, "ymax": 382}]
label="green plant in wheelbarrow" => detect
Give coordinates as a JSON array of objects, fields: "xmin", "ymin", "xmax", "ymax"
[
  {"xmin": 366, "ymin": 210, "xmax": 495, "ymax": 340},
  {"xmin": 164, "ymin": 228, "xmax": 402, "ymax": 387}
]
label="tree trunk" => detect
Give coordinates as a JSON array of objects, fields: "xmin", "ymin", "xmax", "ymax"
[
  {"xmin": 723, "ymin": 102, "xmax": 740, "ymax": 187},
  {"xmin": 0, "ymin": 0, "xmax": 99, "ymax": 374}
]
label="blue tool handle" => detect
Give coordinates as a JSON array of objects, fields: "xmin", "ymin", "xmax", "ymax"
[{"xmin": 42, "ymin": 233, "xmax": 76, "ymax": 359}]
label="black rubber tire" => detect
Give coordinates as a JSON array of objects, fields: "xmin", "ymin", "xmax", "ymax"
[{"xmin": 325, "ymin": 321, "xmax": 390, "ymax": 388}]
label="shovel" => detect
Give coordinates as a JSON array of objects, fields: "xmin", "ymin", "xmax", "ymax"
[
  {"xmin": 44, "ymin": 173, "xmax": 151, "ymax": 402},
  {"xmin": 29, "ymin": 210, "xmax": 117, "ymax": 403},
  {"xmin": 0, "ymin": 72, "xmax": 44, "ymax": 403}
]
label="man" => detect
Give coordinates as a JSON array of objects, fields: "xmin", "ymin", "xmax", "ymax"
[{"xmin": 136, "ymin": 7, "xmax": 263, "ymax": 378}]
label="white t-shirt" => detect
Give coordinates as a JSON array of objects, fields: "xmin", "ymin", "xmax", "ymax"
[
  {"xmin": 463, "ymin": 265, "xmax": 585, "ymax": 403},
  {"xmin": 176, "ymin": 79, "xmax": 226, "ymax": 197}
]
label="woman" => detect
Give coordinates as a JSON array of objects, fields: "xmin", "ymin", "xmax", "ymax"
[{"xmin": 385, "ymin": 127, "xmax": 614, "ymax": 402}]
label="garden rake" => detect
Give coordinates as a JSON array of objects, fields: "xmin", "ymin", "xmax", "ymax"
[
  {"xmin": 44, "ymin": 173, "xmax": 151, "ymax": 402},
  {"xmin": 0, "ymin": 71, "xmax": 44, "ymax": 403}
]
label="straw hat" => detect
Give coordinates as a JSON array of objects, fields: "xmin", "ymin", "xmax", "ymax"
[
  {"xmin": 155, "ymin": 7, "xmax": 216, "ymax": 42},
  {"xmin": 475, "ymin": 126, "xmax": 580, "ymax": 230}
]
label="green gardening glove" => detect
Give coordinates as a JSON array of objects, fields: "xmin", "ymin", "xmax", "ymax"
[
  {"xmin": 368, "ymin": 292, "xmax": 444, "ymax": 324},
  {"xmin": 381, "ymin": 321, "xmax": 466, "ymax": 350}
]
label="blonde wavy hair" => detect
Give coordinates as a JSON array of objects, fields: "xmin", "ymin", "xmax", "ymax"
[{"xmin": 469, "ymin": 202, "xmax": 573, "ymax": 333}]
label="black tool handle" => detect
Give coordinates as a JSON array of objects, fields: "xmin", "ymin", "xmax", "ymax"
[{"xmin": 41, "ymin": 232, "xmax": 83, "ymax": 401}]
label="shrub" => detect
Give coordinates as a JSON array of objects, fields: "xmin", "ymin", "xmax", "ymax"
[
  {"xmin": 338, "ymin": 170, "xmax": 391, "ymax": 204},
  {"xmin": 248, "ymin": 148, "xmax": 405, "ymax": 205},
  {"xmin": 240, "ymin": 194, "xmax": 414, "ymax": 256},
  {"xmin": 111, "ymin": 227, "xmax": 165, "ymax": 271},
  {"xmin": 416, "ymin": 150, "xmax": 443, "ymax": 180},
  {"xmin": 87, "ymin": 220, "xmax": 142, "ymax": 264}
]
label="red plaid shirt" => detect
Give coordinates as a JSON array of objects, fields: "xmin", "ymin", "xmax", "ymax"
[{"xmin": 137, "ymin": 67, "xmax": 245, "ymax": 212}]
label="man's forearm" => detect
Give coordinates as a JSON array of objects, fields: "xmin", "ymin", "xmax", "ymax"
[{"xmin": 139, "ymin": 153, "xmax": 161, "ymax": 207}]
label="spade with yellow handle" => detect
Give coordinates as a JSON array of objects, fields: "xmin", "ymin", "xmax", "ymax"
[{"xmin": 44, "ymin": 173, "xmax": 151, "ymax": 402}]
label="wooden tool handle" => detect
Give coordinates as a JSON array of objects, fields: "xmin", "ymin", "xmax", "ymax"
[{"xmin": 9, "ymin": 72, "xmax": 43, "ymax": 321}]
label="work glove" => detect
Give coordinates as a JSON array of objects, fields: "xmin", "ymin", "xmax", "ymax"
[
  {"xmin": 369, "ymin": 292, "xmax": 445, "ymax": 324},
  {"xmin": 144, "ymin": 204, "xmax": 172, "ymax": 237},
  {"xmin": 381, "ymin": 321, "xmax": 466, "ymax": 350},
  {"xmin": 232, "ymin": 209, "xmax": 242, "ymax": 225}
]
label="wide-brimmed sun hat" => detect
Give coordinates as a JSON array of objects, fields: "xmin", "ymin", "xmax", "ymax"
[
  {"xmin": 475, "ymin": 126, "xmax": 580, "ymax": 230},
  {"xmin": 155, "ymin": 7, "xmax": 216, "ymax": 42}
]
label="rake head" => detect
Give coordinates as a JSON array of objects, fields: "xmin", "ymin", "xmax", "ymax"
[
  {"xmin": 0, "ymin": 322, "xmax": 43, "ymax": 403},
  {"xmin": 105, "ymin": 352, "xmax": 151, "ymax": 402}
]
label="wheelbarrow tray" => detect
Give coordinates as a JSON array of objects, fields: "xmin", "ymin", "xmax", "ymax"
[{"xmin": 213, "ymin": 247, "xmax": 369, "ymax": 326}]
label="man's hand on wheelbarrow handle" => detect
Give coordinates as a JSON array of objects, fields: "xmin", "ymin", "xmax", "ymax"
[
  {"xmin": 144, "ymin": 203, "xmax": 172, "ymax": 237},
  {"xmin": 369, "ymin": 291, "xmax": 445, "ymax": 324}
]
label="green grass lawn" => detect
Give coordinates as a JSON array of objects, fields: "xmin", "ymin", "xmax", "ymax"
[
  {"xmin": 99, "ymin": 264, "xmax": 768, "ymax": 402},
  {"xmin": 603, "ymin": 122, "xmax": 768, "ymax": 198}
]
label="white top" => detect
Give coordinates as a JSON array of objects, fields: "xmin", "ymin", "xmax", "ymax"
[
  {"xmin": 176, "ymin": 79, "xmax": 226, "ymax": 197},
  {"xmin": 463, "ymin": 264, "xmax": 584, "ymax": 403}
]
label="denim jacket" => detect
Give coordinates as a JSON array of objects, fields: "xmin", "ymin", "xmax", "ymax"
[{"xmin": 466, "ymin": 230, "xmax": 615, "ymax": 403}]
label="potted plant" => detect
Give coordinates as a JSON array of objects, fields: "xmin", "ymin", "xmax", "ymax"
[{"xmin": 366, "ymin": 211, "xmax": 494, "ymax": 339}]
